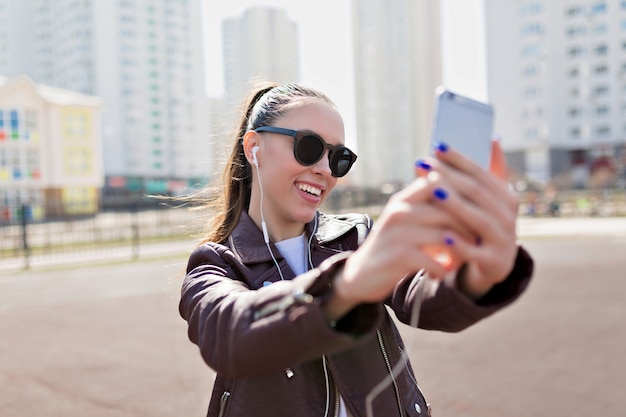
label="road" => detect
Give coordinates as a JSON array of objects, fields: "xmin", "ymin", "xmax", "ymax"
[{"xmin": 0, "ymin": 216, "xmax": 625, "ymax": 416}]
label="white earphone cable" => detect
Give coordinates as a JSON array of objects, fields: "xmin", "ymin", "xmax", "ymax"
[{"xmin": 253, "ymin": 153, "xmax": 285, "ymax": 281}]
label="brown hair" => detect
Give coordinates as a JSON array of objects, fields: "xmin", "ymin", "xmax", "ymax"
[{"xmin": 199, "ymin": 82, "xmax": 336, "ymax": 245}]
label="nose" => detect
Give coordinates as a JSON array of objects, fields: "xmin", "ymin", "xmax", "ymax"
[{"xmin": 311, "ymin": 150, "xmax": 333, "ymax": 176}]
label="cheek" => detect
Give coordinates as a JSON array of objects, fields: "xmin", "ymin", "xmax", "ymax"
[{"xmin": 323, "ymin": 178, "xmax": 338, "ymax": 199}]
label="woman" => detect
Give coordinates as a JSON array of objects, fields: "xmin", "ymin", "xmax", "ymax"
[{"xmin": 179, "ymin": 82, "xmax": 533, "ymax": 417}]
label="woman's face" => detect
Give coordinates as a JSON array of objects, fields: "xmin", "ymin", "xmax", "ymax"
[{"xmin": 249, "ymin": 101, "xmax": 345, "ymax": 240}]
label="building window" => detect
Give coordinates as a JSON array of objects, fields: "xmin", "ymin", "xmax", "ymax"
[
  {"xmin": 522, "ymin": 23, "xmax": 544, "ymax": 36},
  {"xmin": 566, "ymin": 25, "xmax": 586, "ymax": 37},
  {"xmin": 522, "ymin": 43, "xmax": 543, "ymax": 57},
  {"xmin": 595, "ymin": 44, "xmax": 608, "ymax": 55},
  {"xmin": 594, "ymin": 23, "xmax": 608, "ymax": 34},
  {"xmin": 568, "ymin": 45, "xmax": 584, "ymax": 57},
  {"xmin": 595, "ymin": 125, "xmax": 610, "ymax": 136},
  {"xmin": 596, "ymin": 105, "xmax": 610, "ymax": 116},
  {"xmin": 568, "ymin": 107, "xmax": 582, "ymax": 117},
  {"xmin": 594, "ymin": 64, "xmax": 609, "ymax": 75},
  {"xmin": 566, "ymin": 6, "xmax": 584, "ymax": 17},
  {"xmin": 524, "ymin": 128, "xmax": 538, "ymax": 139},
  {"xmin": 521, "ymin": 3, "xmax": 543, "ymax": 15},
  {"xmin": 524, "ymin": 86, "xmax": 539, "ymax": 97},
  {"xmin": 592, "ymin": 2, "xmax": 607, "ymax": 14},
  {"xmin": 523, "ymin": 65, "xmax": 538, "ymax": 77},
  {"xmin": 594, "ymin": 85, "xmax": 609, "ymax": 96},
  {"xmin": 569, "ymin": 67, "xmax": 580, "ymax": 77},
  {"xmin": 570, "ymin": 127, "xmax": 581, "ymax": 138}
]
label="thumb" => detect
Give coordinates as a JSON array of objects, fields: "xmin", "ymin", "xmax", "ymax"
[{"xmin": 489, "ymin": 136, "xmax": 508, "ymax": 181}]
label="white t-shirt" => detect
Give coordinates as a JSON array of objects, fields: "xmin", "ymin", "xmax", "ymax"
[{"xmin": 275, "ymin": 234, "xmax": 350, "ymax": 417}]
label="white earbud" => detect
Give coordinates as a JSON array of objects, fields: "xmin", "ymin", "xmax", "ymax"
[{"xmin": 252, "ymin": 146, "xmax": 259, "ymax": 167}]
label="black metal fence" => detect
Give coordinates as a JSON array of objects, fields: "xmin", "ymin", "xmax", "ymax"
[
  {"xmin": 0, "ymin": 203, "xmax": 204, "ymax": 272},
  {"xmin": 2, "ymin": 188, "xmax": 625, "ymax": 272}
]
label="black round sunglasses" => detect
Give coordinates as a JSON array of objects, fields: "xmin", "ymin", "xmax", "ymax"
[{"xmin": 254, "ymin": 126, "xmax": 357, "ymax": 177}]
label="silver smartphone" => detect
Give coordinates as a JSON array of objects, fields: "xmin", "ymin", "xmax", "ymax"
[{"xmin": 430, "ymin": 87, "xmax": 494, "ymax": 169}]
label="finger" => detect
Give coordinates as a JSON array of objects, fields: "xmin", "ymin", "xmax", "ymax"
[
  {"xmin": 424, "ymin": 151, "xmax": 518, "ymax": 216},
  {"xmin": 383, "ymin": 186, "xmax": 476, "ymax": 239},
  {"xmin": 426, "ymin": 175, "xmax": 516, "ymax": 244},
  {"xmin": 488, "ymin": 136, "xmax": 508, "ymax": 181},
  {"xmin": 426, "ymin": 167, "xmax": 516, "ymax": 228},
  {"xmin": 434, "ymin": 142, "xmax": 512, "ymax": 202}
]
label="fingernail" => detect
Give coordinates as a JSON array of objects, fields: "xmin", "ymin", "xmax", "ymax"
[
  {"xmin": 414, "ymin": 159, "xmax": 432, "ymax": 170},
  {"xmin": 433, "ymin": 187, "xmax": 448, "ymax": 201},
  {"xmin": 434, "ymin": 141, "xmax": 449, "ymax": 152},
  {"xmin": 444, "ymin": 235, "xmax": 455, "ymax": 246}
]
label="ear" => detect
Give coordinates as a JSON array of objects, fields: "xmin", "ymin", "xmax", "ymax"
[{"xmin": 242, "ymin": 130, "xmax": 260, "ymax": 167}]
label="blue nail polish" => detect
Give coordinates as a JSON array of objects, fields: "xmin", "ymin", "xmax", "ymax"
[
  {"xmin": 433, "ymin": 188, "xmax": 448, "ymax": 200},
  {"xmin": 415, "ymin": 159, "xmax": 432, "ymax": 170},
  {"xmin": 434, "ymin": 141, "xmax": 449, "ymax": 152},
  {"xmin": 444, "ymin": 236, "xmax": 455, "ymax": 246},
  {"xmin": 263, "ymin": 281, "xmax": 272, "ymax": 286}
]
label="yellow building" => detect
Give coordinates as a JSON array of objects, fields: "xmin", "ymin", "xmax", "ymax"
[{"xmin": 0, "ymin": 75, "xmax": 103, "ymax": 221}]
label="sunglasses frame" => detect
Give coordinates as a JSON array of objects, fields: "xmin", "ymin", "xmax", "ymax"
[{"xmin": 253, "ymin": 126, "xmax": 357, "ymax": 177}]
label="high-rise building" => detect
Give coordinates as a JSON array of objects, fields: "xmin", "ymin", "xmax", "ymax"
[
  {"xmin": 0, "ymin": 0, "xmax": 209, "ymax": 196},
  {"xmin": 351, "ymin": 0, "xmax": 442, "ymax": 188},
  {"xmin": 485, "ymin": 0, "xmax": 626, "ymax": 188},
  {"xmin": 221, "ymin": 7, "xmax": 300, "ymax": 107},
  {"xmin": 207, "ymin": 7, "xmax": 300, "ymax": 167}
]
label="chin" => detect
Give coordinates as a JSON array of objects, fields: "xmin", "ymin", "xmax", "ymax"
[{"xmin": 293, "ymin": 209, "xmax": 318, "ymax": 225}]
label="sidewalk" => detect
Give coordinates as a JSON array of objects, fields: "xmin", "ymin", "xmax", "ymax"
[
  {"xmin": 1, "ymin": 220, "xmax": 625, "ymax": 416},
  {"xmin": 517, "ymin": 215, "xmax": 626, "ymax": 239}
]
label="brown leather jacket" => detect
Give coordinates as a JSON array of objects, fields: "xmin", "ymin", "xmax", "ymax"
[{"xmin": 179, "ymin": 211, "xmax": 533, "ymax": 417}]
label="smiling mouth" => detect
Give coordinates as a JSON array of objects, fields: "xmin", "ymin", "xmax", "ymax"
[{"xmin": 296, "ymin": 183, "xmax": 322, "ymax": 197}]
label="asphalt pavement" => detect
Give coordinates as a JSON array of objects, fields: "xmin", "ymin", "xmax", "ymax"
[{"xmin": 1, "ymin": 216, "xmax": 625, "ymax": 416}]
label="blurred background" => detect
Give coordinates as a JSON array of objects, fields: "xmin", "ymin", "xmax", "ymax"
[
  {"xmin": 1, "ymin": 2, "xmax": 626, "ymax": 417},
  {"xmin": 2, "ymin": 0, "xmax": 624, "ymax": 203},
  {"xmin": 2, "ymin": 0, "xmax": 626, "ymax": 268}
]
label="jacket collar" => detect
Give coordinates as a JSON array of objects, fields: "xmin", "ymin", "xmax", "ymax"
[{"xmin": 228, "ymin": 211, "xmax": 357, "ymax": 263}]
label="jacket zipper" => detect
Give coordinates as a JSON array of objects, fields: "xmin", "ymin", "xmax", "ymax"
[
  {"xmin": 376, "ymin": 329, "xmax": 404, "ymax": 417},
  {"xmin": 217, "ymin": 390, "xmax": 230, "ymax": 417},
  {"xmin": 333, "ymin": 384, "xmax": 340, "ymax": 417}
]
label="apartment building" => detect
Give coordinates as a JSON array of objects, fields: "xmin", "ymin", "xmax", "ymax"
[
  {"xmin": 0, "ymin": 75, "xmax": 103, "ymax": 221},
  {"xmin": 486, "ymin": 0, "xmax": 626, "ymax": 188},
  {"xmin": 0, "ymin": 0, "xmax": 208, "ymax": 198},
  {"xmin": 351, "ymin": 0, "xmax": 442, "ymax": 188}
]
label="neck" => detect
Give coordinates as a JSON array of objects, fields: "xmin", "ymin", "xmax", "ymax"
[{"xmin": 248, "ymin": 189, "xmax": 306, "ymax": 242}]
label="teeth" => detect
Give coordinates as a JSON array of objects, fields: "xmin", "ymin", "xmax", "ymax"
[{"xmin": 297, "ymin": 183, "xmax": 321, "ymax": 196}]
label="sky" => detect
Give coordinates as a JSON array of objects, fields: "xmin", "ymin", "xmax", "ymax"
[{"xmin": 203, "ymin": 0, "xmax": 487, "ymax": 147}]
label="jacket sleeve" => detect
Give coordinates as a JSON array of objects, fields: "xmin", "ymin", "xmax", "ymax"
[
  {"xmin": 179, "ymin": 244, "xmax": 383, "ymax": 379},
  {"xmin": 389, "ymin": 246, "xmax": 534, "ymax": 332}
]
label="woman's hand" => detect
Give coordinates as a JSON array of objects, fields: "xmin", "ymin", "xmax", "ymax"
[
  {"xmin": 424, "ymin": 138, "xmax": 519, "ymax": 299},
  {"xmin": 322, "ymin": 138, "xmax": 519, "ymax": 322},
  {"xmin": 325, "ymin": 167, "xmax": 479, "ymax": 321}
]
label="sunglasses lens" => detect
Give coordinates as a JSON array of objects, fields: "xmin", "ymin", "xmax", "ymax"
[
  {"xmin": 297, "ymin": 134, "xmax": 325, "ymax": 165},
  {"xmin": 331, "ymin": 148, "xmax": 355, "ymax": 177}
]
